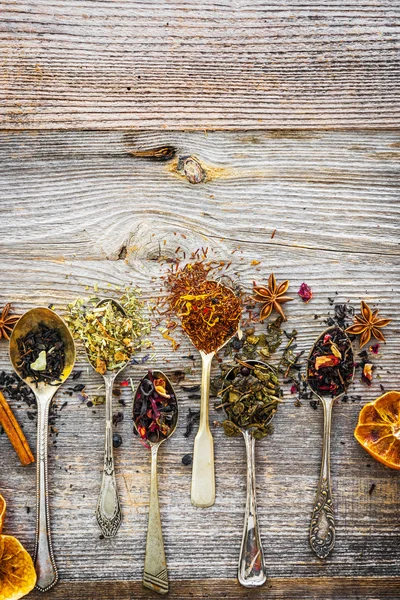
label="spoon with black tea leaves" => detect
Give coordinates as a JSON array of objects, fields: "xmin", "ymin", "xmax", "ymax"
[
  {"xmin": 9, "ymin": 307, "xmax": 76, "ymax": 592},
  {"xmin": 307, "ymin": 325, "xmax": 354, "ymax": 559},
  {"xmin": 86, "ymin": 298, "xmax": 131, "ymax": 538},
  {"xmin": 133, "ymin": 370, "xmax": 178, "ymax": 595},
  {"xmin": 222, "ymin": 360, "xmax": 279, "ymax": 588}
]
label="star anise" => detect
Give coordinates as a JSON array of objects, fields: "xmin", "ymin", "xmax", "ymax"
[
  {"xmin": 346, "ymin": 301, "xmax": 391, "ymax": 349},
  {"xmin": 252, "ymin": 273, "xmax": 293, "ymax": 321},
  {"xmin": 0, "ymin": 303, "xmax": 20, "ymax": 340}
]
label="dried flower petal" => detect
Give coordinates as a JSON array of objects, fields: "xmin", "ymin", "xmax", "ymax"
[
  {"xmin": 362, "ymin": 363, "xmax": 373, "ymax": 385},
  {"xmin": 298, "ymin": 282, "xmax": 313, "ymax": 303},
  {"xmin": 315, "ymin": 355, "xmax": 341, "ymax": 370}
]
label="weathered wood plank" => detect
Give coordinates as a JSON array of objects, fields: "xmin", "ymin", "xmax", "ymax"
[
  {"xmin": 23, "ymin": 577, "xmax": 400, "ymax": 600},
  {"xmin": 0, "ymin": 128, "xmax": 399, "ymax": 593},
  {"xmin": 1, "ymin": 2, "xmax": 399, "ymax": 130},
  {"xmin": 0, "ymin": 130, "xmax": 399, "ymax": 258}
]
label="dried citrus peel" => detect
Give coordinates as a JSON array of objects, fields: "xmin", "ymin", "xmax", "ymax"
[
  {"xmin": 0, "ymin": 497, "xmax": 5, "ymax": 535},
  {"xmin": 0, "ymin": 494, "xmax": 36, "ymax": 600},
  {"xmin": 354, "ymin": 391, "xmax": 400, "ymax": 470}
]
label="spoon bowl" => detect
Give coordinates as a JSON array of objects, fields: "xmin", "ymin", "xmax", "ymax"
[
  {"xmin": 10, "ymin": 307, "xmax": 75, "ymax": 396},
  {"xmin": 9, "ymin": 307, "xmax": 76, "ymax": 592},
  {"xmin": 133, "ymin": 371, "xmax": 178, "ymax": 595}
]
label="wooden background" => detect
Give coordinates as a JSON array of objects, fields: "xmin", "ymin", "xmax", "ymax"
[{"xmin": 1, "ymin": 2, "xmax": 400, "ymax": 599}]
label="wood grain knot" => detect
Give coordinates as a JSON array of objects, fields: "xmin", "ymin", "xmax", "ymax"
[{"xmin": 177, "ymin": 156, "xmax": 206, "ymax": 184}]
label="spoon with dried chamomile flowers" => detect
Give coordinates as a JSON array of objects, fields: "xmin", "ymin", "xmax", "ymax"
[
  {"xmin": 217, "ymin": 359, "xmax": 281, "ymax": 588},
  {"xmin": 65, "ymin": 289, "xmax": 151, "ymax": 537},
  {"xmin": 133, "ymin": 370, "xmax": 178, "ymax": 595}
]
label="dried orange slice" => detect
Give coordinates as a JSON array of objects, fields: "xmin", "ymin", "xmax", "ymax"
[
  {"xmin": 0, "ymin": 496, "xmax": 5, "ymax": 535},
  {"xmin": 355, "ymin": 391, "xmax": 400, "ymax": 469},
  {"xmin": 0, "ymin": 534, "xmax": 36, "ymax": 600}
]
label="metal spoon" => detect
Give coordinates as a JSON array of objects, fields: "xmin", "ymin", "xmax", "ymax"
[
  {"xmin": 133, "ymin": 371, "xmax": 178, "ymax": 595},
  {"xmin": 223, "ymin": 360, "xmax": 276, "ymax": 588},
  {"xmin": 307, "ymin": 326, "xmax": 354, "ymax": 558},
  {"xmin": 9, "ymin": 307, "xmax": 76, "ymax": 592},
  {"xmin": 189, "ymin": 291, "xmax": 242, "ymax": 508},
  {"xmin": 86, "ymin": 298, "xmax": 130, "ymax": 538}
]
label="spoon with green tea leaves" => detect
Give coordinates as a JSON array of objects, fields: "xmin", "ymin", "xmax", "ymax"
[
  {"xmin": 165, "ymin": 262, "xmax": 242, "ymax": 508},
  {"xmin": 133, "ymin": 370, "xmax": 178, "ymax": 595},
  {"xmin": 65, "ymin": 292, "xmax": 150, "ymax": 537},
  {"xmin": 307, "ymin": 326, "xmax": 354, "ymax": 559},
  {"xmin": 218, "ymin": 359, "xmax": 281, "ymax": 588},
  {"xmin": 9, "ymin": 307, "xmax": 76, "ymax": 592}
]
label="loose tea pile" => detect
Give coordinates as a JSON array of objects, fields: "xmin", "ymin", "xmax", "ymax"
[
  {"xmin": 217, "ymin": 360, "xmax": 281, "ymax": 440},
  {"xmin": 164, "ymin": 262, "xmax": 242, "ymax": 354},
  {"xmin": 307, "ymin": 327, "xmax": 354, "ymax": 397},
  {"xmin": 16, "ymin": 324, "xmax": 66, "ymax": 385},
  {"xmin": 0, "ymin": 371, "xmax": 36, "ymax": 407},
  {"xmin": 133, "ymin": 371, "xmax": 178, "ymax": 446},
  {"xmin": 66, "ymin": 289, "xmax": 151, "ymax": 374}
]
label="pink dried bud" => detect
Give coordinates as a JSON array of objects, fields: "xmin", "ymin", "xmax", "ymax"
[{"xmin": 298, "ymin": 282, "xmax": 313, "ymax": 303}]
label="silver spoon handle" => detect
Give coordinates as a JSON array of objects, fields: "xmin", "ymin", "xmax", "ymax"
[
  {"xmin": 310, "ymin": 396, "xmax": 335, "ymax": 558},
  {"xmin": 34, "ymin": 398, "xmax": 58, "ymax": 592},
  {"xmin": 143, "ymin": 444, "xmax": 169, "ymax": 595},
  {"xmin": 96, "ymin": 375, "xmax": 121, "ymax": 537},
  {"xmin": 238, "ymin": 430, "xmax": 267, "ymax": 587}
]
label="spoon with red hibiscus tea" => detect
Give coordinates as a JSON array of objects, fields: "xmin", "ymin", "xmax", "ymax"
[
  {"xmin": 165, "ymin": 262, "xmax": 242, "ymax": 508},
  {"xmin": 307, "ymin": 326, "xmax": 354, "ymax": 558},
  {"xmin": 133, "ymin": 370, "xmax": 178, "ymax": 595}
]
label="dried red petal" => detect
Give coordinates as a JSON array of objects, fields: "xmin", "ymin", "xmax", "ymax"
[
  {"xmin": 315, "ymin": 355, "xmax": 341, "ymax": 370},
  {"xmin": 298, "ymin": 282, "xmax": 313, "ymax": 302}
]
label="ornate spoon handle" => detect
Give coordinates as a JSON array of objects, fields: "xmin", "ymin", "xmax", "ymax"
[
  {"xmin": 143, "ymin": 444, "xmax": 169, "ymax": 595},
  {"xmin": 96, "ymin": 374, "xmax": 121, "ymax": 537},
  {"xmin": 238, "ymin": 429, "xmax": 267, "ymax": 587},
  {"xmin": 310, "ymin": 396, "xmax": 335, "ymax": 559},
  {"xmin": 191, "ymin": 351, "xmax": 215, "ymax": 508},
  {"xmin": 34, "ymin": 396, "xmax": 58, "ymax": 592}
]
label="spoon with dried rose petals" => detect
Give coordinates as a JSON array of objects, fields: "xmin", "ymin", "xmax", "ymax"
[
  {"xmin": 133, "ymin": 370, "xmax": 178, "ymax": 595},
  {"xmin": 307, "ymin": 326, "xmax": 354, "ymax": 558}
]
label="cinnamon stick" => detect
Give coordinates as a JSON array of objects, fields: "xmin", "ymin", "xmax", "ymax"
[{"xmin": 0, "ymin": 391, "xmax": 34, "ymax": 465}]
